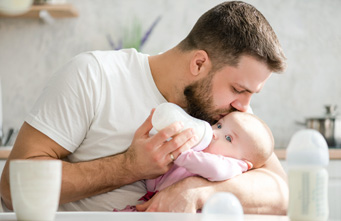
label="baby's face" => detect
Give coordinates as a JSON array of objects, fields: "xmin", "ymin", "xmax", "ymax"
[{"xmin": 203, "ymin": 112, "xmax": 255, "ymax": 160}]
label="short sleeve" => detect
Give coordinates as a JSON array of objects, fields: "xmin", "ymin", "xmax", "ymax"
[{"xmin": 25, "ymin": 52, "xmax": 102, "ymax": 152}]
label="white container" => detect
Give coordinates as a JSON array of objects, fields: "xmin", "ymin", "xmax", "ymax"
[
  {"xmin": 286, "ymin": 129, "xmax": 329, "ymax": 221},
  {"xmin": 10, "ymin": 160, "xmax": 62, "ymax": 221},
  {"xmin": 152, "ymin": 102, "xmax": 213, "ymax": 151}
]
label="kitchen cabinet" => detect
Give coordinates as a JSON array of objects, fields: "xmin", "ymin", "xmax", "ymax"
[{"xmin": 0, "ymin": 4, "xmax": 78, "ymax": 18}]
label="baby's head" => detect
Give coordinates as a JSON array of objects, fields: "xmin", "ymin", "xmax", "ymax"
[{"xmin": 203, "ymin": 111, "xmax": 274, "ymax": 169}]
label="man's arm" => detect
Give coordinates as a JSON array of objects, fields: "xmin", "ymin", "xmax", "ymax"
[
  {"xmin": 136, "ymin": 153, "xmax": 288, "ymax": 214},
  {"xmin": 0, "ymin": 122, "xmax": 136, "ymax": 210},
  {"xmin": 0, "ymin": 112, "xmax": 197, "ymax": 210}
]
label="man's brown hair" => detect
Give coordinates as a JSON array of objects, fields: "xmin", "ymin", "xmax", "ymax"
[{"xmin": 178, "ymin": 1, "xmax": 286, "ymax": 73}]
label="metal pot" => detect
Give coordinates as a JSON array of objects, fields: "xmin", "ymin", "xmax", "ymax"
[{"xmin": 300, "ymin": 105, "xmax": 341, "ymax": 148}]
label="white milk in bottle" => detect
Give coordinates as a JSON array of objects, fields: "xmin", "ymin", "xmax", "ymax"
[{"xmin": 286, "ymin": 129, "xmax": 329, "ymax": 221}]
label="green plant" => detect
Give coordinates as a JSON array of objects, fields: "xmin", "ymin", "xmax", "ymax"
[{"xmin": 107, "ymin": 16, "xmax": 161, "ymax": 51}]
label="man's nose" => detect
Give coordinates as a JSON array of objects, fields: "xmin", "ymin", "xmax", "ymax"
[{"xmin": 231, "ymin": 95, "xmax": 251, "ymax": 112}]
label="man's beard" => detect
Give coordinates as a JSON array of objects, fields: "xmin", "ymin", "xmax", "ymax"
[{"xmin": 184, "ymin": 73, "xmax": 234, "ymax": 125}]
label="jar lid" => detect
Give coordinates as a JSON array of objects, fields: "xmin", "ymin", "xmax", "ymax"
[{"xmin": 306, "ymin": 105, "xmax": 338, "ymax": 120}]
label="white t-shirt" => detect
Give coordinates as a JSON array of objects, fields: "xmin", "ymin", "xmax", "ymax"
[{"xmin": 25, "ymin": 49, "xmax": 167, "ymax": 211}]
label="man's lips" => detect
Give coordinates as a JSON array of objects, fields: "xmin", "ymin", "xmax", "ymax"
[
  {"xmin": 213, "ymin": 113, "xmax": 228, "ymax": 121},
  {"xmin": 220, "ymin": 113, "xmax": 228, "ymax": 118}
]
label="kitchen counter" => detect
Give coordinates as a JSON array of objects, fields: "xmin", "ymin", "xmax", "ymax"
[
  {"xmin": 1, "ymin": 148, "xmax": 340, "ymax": 220},
  {"xmin": 0, "ymin": 146, "xmax": 11, "ymax": 159},
  {"xmin": 274, "ymin": 148, "xmax": 341, "ymax": 160},
  {"xmin": 0, "ymin": 211, "xmax": 290, "ymax": 221}
]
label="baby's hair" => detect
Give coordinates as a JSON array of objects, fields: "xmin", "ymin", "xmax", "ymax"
[{"xmin": 238, "ymin": 112, "xmax": 274, "ymax": 168}]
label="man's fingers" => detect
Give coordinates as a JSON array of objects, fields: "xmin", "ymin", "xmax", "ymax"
[
  {"xmin": 148, "ymin": 121, "xmax": 184, "ymax": 146},
  {"xmin": 136, "ymin": 200, "xmax": 151, "ymax": 211},
  {"xmin": 169, "ymin": 131, "xmax": 198, "ymax": 159},
  {"xmin": 150, "ymin": 126, "xmax": 198, "ymax": 163},
  {"xmin": 134, "ymin": 109, "xmax": 155, "ymax": 137}
]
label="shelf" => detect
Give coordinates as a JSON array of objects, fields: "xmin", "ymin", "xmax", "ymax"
[
  {"xmin": 0, "ymin": 146, "xmax": 12, "ymax": 160},
  {"xmin": 274, "ymin": 148, "xmax": 341, "ymax": 160},
  {"xmin": 0, "ymin": 3, "xmax": 78, "ymax": 18}
]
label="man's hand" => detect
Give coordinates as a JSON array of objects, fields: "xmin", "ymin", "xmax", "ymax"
[
  {"xmin": 122, "ymin": 110, "xmax": 199, "ymax": 181},
  {"xmin": 136, "ymin": 176, "xmax": 213, "ymax": 212}
]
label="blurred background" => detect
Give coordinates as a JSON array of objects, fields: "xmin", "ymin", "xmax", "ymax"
[{"xmin": 0, "ymin": 0, "xmax": 340, "ymax": 148}]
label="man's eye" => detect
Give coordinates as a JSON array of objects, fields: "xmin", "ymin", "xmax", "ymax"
[
  {"xmin": 233, "ymin": 87, "xmax": 243, "ymax": 94},
  {"xmin": 217, "ymin": 123, "xmax": 222, "ymax": 129},
  {"xmin": 225, "ymin": 135, "xmax": 232, "ymax": 142}
]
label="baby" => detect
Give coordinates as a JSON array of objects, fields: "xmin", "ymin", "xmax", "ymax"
[{"xmin": 114, "ymin": 111, "xmax": 274, "ymax": 211}]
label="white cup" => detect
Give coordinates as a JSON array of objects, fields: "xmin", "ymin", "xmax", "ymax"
[{"xmin": 10, "ymin": 160, "xmax": 62, "ymax": 221}]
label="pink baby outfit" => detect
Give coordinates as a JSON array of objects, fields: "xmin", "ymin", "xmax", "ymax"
[{"xmin": 113, "ymin": 149, "xmax": 248, "ymax": 212}]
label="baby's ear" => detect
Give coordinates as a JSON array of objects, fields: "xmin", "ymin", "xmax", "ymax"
[{"xmin": 244, "ymin": 160, "xmax": 253, "ymax": 170}]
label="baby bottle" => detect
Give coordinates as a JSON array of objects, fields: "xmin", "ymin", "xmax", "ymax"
[
  {"xmin": 286, "ymin": 129, "xmax": 329, "ymax": 221},
  {"xmin": 202, "ymin": 192, "xmax": 244, "ymax": 221},
  {"xmin": 152, "ymin": 102, "xmax": 213, "ymax": 151}
]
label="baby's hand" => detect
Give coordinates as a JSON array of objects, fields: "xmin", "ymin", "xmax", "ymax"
[{"xmin": 244, "ymin": 160, "xmax": 253, "ymax": 170}]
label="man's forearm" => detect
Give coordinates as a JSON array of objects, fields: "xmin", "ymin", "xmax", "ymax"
[
  {"xmin": 197, "ymin": 153, "xmax": 288, "ymax": 214},
  {"xmin": 0, "ymin": 122, "xmax": 142, "ymax": 210},
  {"xmin": 2, "ymin": 114, "xmax": 193, "ymax": 210},
  {"xmin": 212, "ymin": 167, "xmax": 288, "ymax": 214},
  {"xmin": 59, "ymin": 153, "xmax": 138, "ymax": 204},
  {"xmin": 0, "ymin": 151, "xmax": 138, "ymax": 209}
]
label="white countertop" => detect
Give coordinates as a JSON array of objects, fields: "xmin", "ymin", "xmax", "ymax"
[{"xmin": 0, "ymin": 212, "xmax": 290, "ymax": 221}]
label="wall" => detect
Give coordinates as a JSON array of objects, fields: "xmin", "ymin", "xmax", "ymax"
[{"xmin": 0, "ymin": 0, "xmax": 340, "ymax": 148}]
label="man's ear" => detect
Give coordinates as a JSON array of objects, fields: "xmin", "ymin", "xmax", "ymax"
[{"xmin": 189, "ymin": 50, "xmax": 211, "ymax": 76}]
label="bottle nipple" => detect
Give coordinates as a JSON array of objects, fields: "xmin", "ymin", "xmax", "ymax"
[
  {"xmin": 152, "ymin": 103, "xmax": 213, "ymax": 151},
  {"xmin": 286, "ymin": 129, "xmax": 329, "ymax": 167}
]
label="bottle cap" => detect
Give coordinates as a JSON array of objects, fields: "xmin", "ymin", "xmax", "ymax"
[{"xmin": 286, "ymin": 129, "xmax": 329, "ymax": 167}]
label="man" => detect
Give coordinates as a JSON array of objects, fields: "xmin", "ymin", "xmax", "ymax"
[{"xmin": 0, "ymin": 1, "xmax": 287, "ymax": 214}]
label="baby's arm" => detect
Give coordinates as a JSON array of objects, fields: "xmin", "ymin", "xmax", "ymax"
[{"xmin": 174, "ymin": 150, "xmax": 251, "ymax": 181}]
